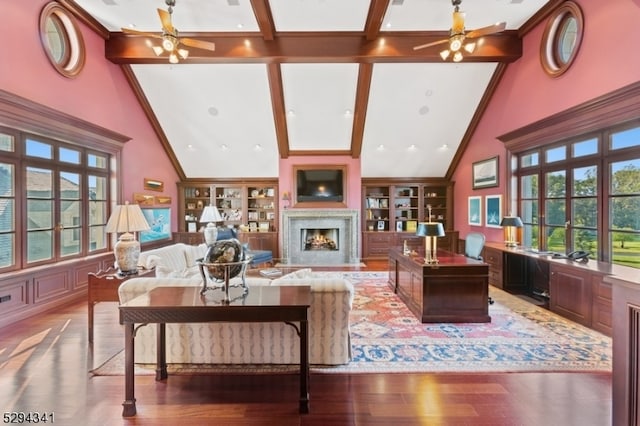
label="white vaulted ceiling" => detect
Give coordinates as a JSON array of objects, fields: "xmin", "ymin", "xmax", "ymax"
[{"xmin": 70, "ymin": 0, "xmax": 553, "ymax": 179}]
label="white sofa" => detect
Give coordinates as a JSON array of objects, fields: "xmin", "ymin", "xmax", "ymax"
[
  {"xmin": 137, "ymin": 242, "xmax": 207, "ymax": 279},
  {"xmin": 118, "ymin": 269, "xmax": 354, "ymax": 365}
]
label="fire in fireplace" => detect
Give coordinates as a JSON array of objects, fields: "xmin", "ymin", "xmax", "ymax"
[{"xmin": 302, "ymin": 228, "xmax": 339, "ymax": 251}]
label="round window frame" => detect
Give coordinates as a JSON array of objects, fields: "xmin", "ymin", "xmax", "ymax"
[
  {"xmin": 39, "ymin": 2, "xmax": 85, "ymax": 79},
  {"xmin": 540, "ymin": 1, "xmax": 584, "ymax": 78}
]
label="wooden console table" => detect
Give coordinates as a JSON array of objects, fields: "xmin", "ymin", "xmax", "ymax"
[
  {"xmin": 388, "ymin": 247, "xmax": 490, "ymax": 323},
  {"xmin": 87, "ymin": 267, "xmax": 154, "ymax": 343},
  {"xmin": 119, "ymin": 285, "xmax": 311, "ymax": 417}
]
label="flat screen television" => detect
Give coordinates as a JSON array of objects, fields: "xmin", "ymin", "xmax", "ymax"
[{"xmin": 295, "ymin": 168, "xmax": 344, "ymax": 202}]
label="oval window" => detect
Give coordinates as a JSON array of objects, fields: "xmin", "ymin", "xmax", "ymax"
[
  {"xmin": 540, "ymin": 1, "xmax": 583, "ymax": 78},
  {"xmin": 39, "ymin": 2, "xmax": 85, "ymax": 78}
]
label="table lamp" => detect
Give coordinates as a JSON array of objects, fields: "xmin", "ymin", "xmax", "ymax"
[
  {"xmin": 200, "ymin": 204, "xmax": 223, "ymax": 245},
  {"xmin": 105, "ymin": 201, "xmax": 150, "ymax": 275},
  {"xmin": 500, "ymin": 216, "xmax": 523, "ymax": 247},
  {"xmin": 416, "ymin": 222, "xmax": 445, "ymax": 264}
]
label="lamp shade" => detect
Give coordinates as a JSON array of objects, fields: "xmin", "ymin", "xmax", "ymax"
[
  {"xmin": 200, "ymin": 205, "xmax": 222, "ymax": 223},
  {"xmin": 105, "ymin": 202, "xmax": 150, "ymax": 275},
  {"xmin": 500, "ymin": 216, "xmax": 524, "ymax": 227},
  {"xmin": 416, "ymin": 222, "xmax": 445, "ymax": 237}
]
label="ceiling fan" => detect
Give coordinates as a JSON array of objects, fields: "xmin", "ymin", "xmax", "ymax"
[
  {"xmin": 121, "ymin": 0, "xmax": 215, "ymax": 64},
  {"xmin": 413, "ymin": 0, "xmax": 506, "ymax": 62}
]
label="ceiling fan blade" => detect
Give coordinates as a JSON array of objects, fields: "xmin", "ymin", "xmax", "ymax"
[
  {"xmin": 413, "ymin": 39, "xmax": 449, "ymax": 51},
  {"xmin": 181, "ymin": 38, "xmax": 216, "ymax": 51},
  {"xmin": 157, "ymin": 8, "xmax": 174, "ymax": 34},
  {"xmin": 121, "ymin": 27, "xmax": 162, "ymax": 39},
  {"xmin": 466, "ymin": 22, "xmax": 506, "ymax": 39}
]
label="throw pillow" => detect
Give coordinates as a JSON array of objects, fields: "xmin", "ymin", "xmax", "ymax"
[{"xmin": 278, "ymin": 268, "xmax": 313, "ymax": 280}]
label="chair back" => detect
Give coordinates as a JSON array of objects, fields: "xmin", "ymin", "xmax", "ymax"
[{"xmin": 465, "ymin": 232, "xmax": 485, "ymax": 260}]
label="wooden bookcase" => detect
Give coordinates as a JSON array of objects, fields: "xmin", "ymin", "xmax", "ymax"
[{"xmin": 361, "ymin": 178, "xmax": 454, "ymax": 260}]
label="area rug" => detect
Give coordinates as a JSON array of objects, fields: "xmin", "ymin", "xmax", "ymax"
[{"xmin": 91, "ymin": 271, "xmax": 611, "ymax": 376}]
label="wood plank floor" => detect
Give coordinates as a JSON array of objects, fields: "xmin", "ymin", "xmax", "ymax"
[{"xmin": 0, "ymin": 261, "xmax": 611, "ymax": 425}]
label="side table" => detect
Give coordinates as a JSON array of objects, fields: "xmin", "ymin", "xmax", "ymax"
[{"xmin": 88, "ymin": 267, "xmax": 154, "ymax": 343}]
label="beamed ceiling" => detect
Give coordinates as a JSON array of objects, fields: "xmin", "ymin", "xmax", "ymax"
[{"xmin": 65, "ymin": 0, "xmax": 558, "ymax": 180}]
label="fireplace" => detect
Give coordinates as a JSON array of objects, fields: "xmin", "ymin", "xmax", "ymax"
[{"xmin": 281, "ymin": 209, "xmax": 359, "ymax": 265}]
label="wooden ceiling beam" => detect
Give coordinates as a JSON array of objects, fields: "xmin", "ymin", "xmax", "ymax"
[{"xmin": 105, "ymin": 32, "xmax": 522, "ymax": 64}]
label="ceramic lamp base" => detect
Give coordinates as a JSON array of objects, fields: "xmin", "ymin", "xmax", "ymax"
[
  {"xmin": 203, "ymin": 223, "xmax": 218, "ymax": 245},
  {"xmin": 114, "ymin": 232, "xmax": 140, "ymax": 274}
]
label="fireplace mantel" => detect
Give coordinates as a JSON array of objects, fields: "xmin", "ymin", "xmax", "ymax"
[{"xmin": 281, "ymin": 209, "xmax": 360, "ymax": 265}]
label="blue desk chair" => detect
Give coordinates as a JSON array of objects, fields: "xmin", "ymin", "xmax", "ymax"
[{"xmin": 465, "ymin": 232, "xmax": 494, "ymax": 305}]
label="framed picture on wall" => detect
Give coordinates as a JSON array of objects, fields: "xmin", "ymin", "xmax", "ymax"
[
  {"xmin": 472, "ymin": 156, "xmax": 499, "ymax": 189},
  {"xmin": 468, "ymin": 196, "xmax": 482, "ymax": 226},
  {"xmin": 485, "ymin": 195, "xmax": 502, "ymax": 228},
  {"xmin": 140, "ymin": 207, "xmax": 171, "ymax": 243}
]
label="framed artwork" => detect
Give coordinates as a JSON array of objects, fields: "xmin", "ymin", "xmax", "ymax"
[
  {"xmin": 396, "ymin": 221, "xmax": 403, "ymax": 232},
  {"xmin": 139, "ymin": 207, "xmax": 171, "ymax": 243},
  {"xmin": 485, "ymin": 195, "xmax": 502, "ymax": 228},
  {"xmin": 133, "ymin": 193, "xmax": 155, "ymax": 206},
  {"xmin": 472, "ymin": 156, "xmax": 499, "ymax": 189},
  {"xmin": 468, "ymin": 196, "xmax": 482, "ymax": 226},
  {"xmin": 377, "ymin": 220, "xmax": 385, "ymax": 231},
  {"xmin": 154, "ymin": 195, "xmax": 171, "ymax": 205},
  {"xmin": 143, "ymin": 178, "xmax": 164, "ymax": 192}
]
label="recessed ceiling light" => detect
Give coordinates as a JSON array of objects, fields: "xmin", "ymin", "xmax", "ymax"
[
  {"xmin": 208, "ymin": 106, "xmax": 219, "ymax": 116},
  {"xmin": 244, "ymin": 39, "xmax": 251, "ymax": 47},
  {"xmin": 425, "ymin": 89, "xmax": 433, "ymax": 97},
  {"xmin": 418, "ymin": 105, "xmax": 429, "ymax": 115},
  {"xmin": 408, "ymin": 144, "xmax": 418, "ymax": 151},
  {"xmin": 377, "ymin": 144, "xmax": 385, "ymax": 151},
  {"xmin": 254, "ymin": 144, "xmax": 263, "ymax": 151},
  {"xmin": 287, "ymin": 109, "xmax": 295, "ymax": 116},
  {"xmin": 221, "ymin": 144, "xmax": 229, "ymax": 151},
  {"xmin": 344, "ymin": 109, "xmax": 352, "ymax": 116},
  {"xmin": 237, "ymin": 23, "xmax": 244, "ymax": 29},
  {"xmin": 385, "ymin": 22, "xmax": 392, "ymax": 28}
]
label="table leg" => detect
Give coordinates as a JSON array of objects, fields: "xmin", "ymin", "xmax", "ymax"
[
  {"xmin": 156, "ymin": 323, "xmax": 167, "ymax": 380},
  {"xmin": 88, "ymin": 302, "xmax": 94, "ymax": 344},
  {"xmin": 299, "ymin": 317, "xmax": 309, "ymax": 414},
  {"xmin": 122, "ymin": 322, "xmax": 136, "ymax": 417}
]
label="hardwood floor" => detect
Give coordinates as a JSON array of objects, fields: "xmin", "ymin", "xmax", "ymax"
[{"xmin": 0, "ymin": 261, "xmax": 611, "ymax": 425}]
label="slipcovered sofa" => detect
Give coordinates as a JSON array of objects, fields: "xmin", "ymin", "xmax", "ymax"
[{"xmin": 118, "ymin": 269, "xmax": 354, "ymax": 365}]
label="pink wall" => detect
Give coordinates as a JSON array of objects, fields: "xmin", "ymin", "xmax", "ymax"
[
  {"xmin": 278, "ymin": 155, "xmax": 362, "ymax": 209},
  {"xmin": 452, "ymin": 0, "xmax": 640, "ymax": 242},
  {"xmin": 3, "ymin": 1, "xmax": 180, "ymax": 230}
]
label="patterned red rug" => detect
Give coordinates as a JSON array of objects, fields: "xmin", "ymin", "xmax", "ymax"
[{"xmin": 91, "ymin": 272, "xmax": 611, "ymax": 375}]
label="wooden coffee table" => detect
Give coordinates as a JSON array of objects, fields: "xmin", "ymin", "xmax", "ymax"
[{"xmin": 119, "ymin": 285, "xmax": 312, "ymax": 417}]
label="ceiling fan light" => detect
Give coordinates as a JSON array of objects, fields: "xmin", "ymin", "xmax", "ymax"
[
  {"xmin": 178, "ymin": 48, "xmax": 189, "ymax": 60},
  {"xmin": 452, "ymin": 10, "xmax": 465, "ymax": 34},
  {"xmin": 450, "ymin": 35, "xmax": 463, "ymax": 52},
  {"xmin": 453, "ymin": 51, "xmax": 463, "ymax": 62},
  {"xmin": 162, "ymin": 36, "xmax": 176, "ymax": 52},
  {"xmin": 169, "ymin": 52, "xmax": 179, "ymax": 64},
  {"xmin": 464, "ymin": 42, "xmax": 476, "ymax": 54},
  {"xmin": 440, "ymin": 49, "xmax": 450, "ymax": 60}
]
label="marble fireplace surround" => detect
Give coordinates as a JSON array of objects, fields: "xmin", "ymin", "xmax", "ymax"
[{"xmin": 281, "ymin": 209, "xmax": 360, "ymax": 265}]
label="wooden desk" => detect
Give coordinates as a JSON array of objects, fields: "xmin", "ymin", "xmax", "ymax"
[
  {"xmin": 87, "ymin": 268, "xmax": 154, "ymax": 343},
  {"xmin": 388, "ymin": 247, "xmax": 490, "ymax": 323},
  {"xmin": 119, "ymin": 285, "xmax": 311, "ymax": 417}
]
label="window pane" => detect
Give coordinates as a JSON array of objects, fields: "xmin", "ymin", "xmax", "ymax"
[
  {"xmin": 60, "ymin": 171, "xmax": 80, "ymax": 199},
  {"xmin": 26, "ymin": 139, "xmax": 53, "ymax": 159},
  {"xmin": 572, "ymin": 138, "xmax": 598, "ymax": 157},
  {"xmin": 61, "ymin": 200, "xmax": 80, "ymax": 227},
  {"xmin": 61, "ymin": 228, "xmax": 80, "ymax": 257},
  {"xmin": 546, "ymin": 226, "xmax": 566, "ymax": 253},
  {"xmin": 521, "ymin": 152, "xmax": 539, "ymax": 167},
  {"xmin": 89, "ymin": 225, "xmax": 107, "ymax": 252},
  {"xmin": 0, "ymin": 234, "xmax": 14, "ymax": 267},
  {"xmin": 59, "ymin": 147, "xmax": 80, "ymax": 164},
  {"xmin": 27, "ymin": 167, "xmax": 53, "ymax": 198},
  {"xmin": 522, "ymin": 224, "xmax": 539, "ymax": 249},
  {"xmin": 610, "ymin": 196, "xmax": 640, "ymax": 232},
  {"xmin": 521, "ymin": 174, "xmax": 538, "ymax": 198},
  {"xmin": 89, "ymin": 200, "xmax": 106, "ymax": 225},
  {"xmin": 27, "ymin": 200, "xmax": 52, "ymax": 230},
  {"xmin": 611, "ymin": 126, "xmax": 640, "ymax": 150},
  {"xmin": 573, "ymin": 229, "xmax": 597, "ymax": 256},
  {"xmin": 0, "ymin": 133, "xmax": 14, "ymax": 152},
  {"xmin": 545, "ymin": 146, "xmax": 566, "ymax": 163},
  {"xmin": 89, "ymin": 175, "xmax": 107, "ymax": 200},
  {"xmin": 546, "ymin": 170, "xmax": 566, "ymax": 197},
  {"xmin": 88, "ymin": 153, "xmax": 107, "ymax": 169},
  {"xmin": 573, "ymin": 166, "xmax": 597, "ymax": 196},
  {"xmin": 520, "ymin": 200, "xmax": 538, "ymax": 224},
  {"xmin": 0, "ymin": 163, "xmax": 14, "ymax": 196},
  {"xmin": 610, "ymin": 231, "xmax": 640, "ymax": 268},
  {"xmin": 572, "ymin": 199, "xmax": 597, "ymax": 227},
  {"xmin": 27, "ymin": 230, "xmax": 53, "ymax": 262},
  {"xmin": 545, "ymin": 199, "xmax": 566, "ymax": 226},
  {"xmin": 610, "ymin": 159, "xmax": 640, "ymax": 195}
]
